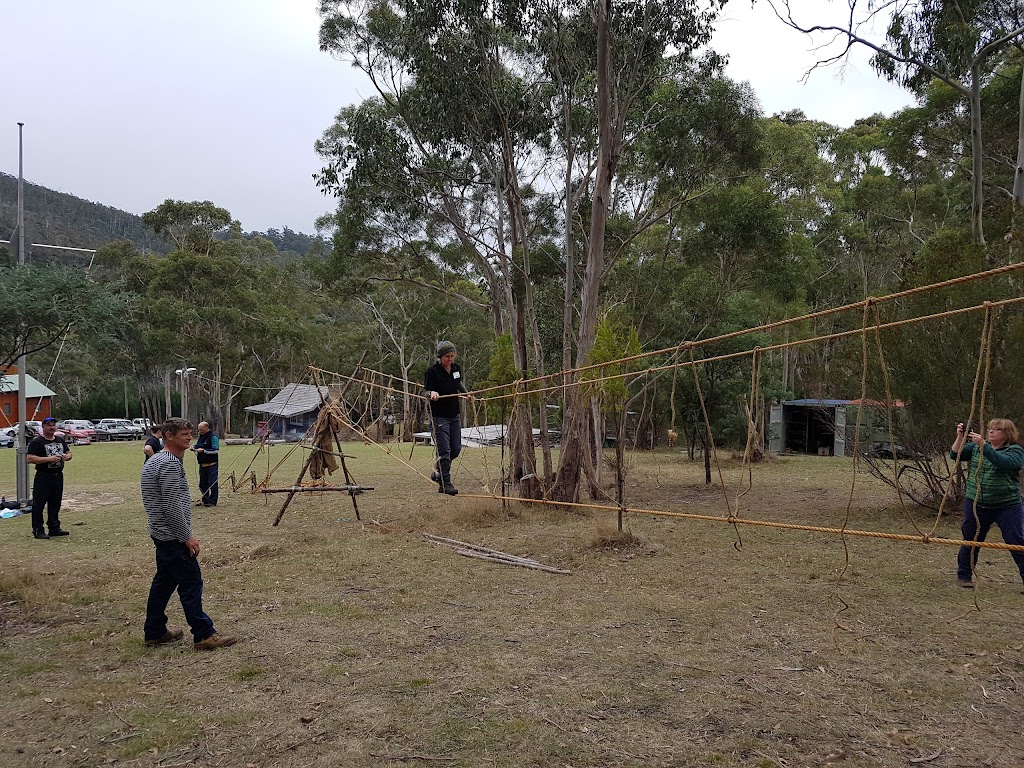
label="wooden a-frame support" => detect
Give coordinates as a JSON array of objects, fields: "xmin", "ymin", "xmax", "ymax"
[{"xmin": 271, "ymin": 358, "xmax": 372, "ymax": 526}]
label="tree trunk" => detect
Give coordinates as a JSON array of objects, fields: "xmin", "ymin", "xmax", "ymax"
[
  {"xmin": 1014, "ymin": 62, "xmax": 1024, "ymax": 227},
  {"xmin": 164, "ymin": 368, "xmax": 172, "ymax": 419},
  {"xmin": 701, "ymin": 429, "xmax": 711, "ymax": 485},
  {"xmin": 551, "ymin": 0, "xmax": 617, "ymax": 503},
  {"xmin": 970, "ymin": 61, "xmax": 987, "ymax": 248}
]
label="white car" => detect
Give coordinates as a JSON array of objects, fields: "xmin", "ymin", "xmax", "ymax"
[{"xmin": 99, "ymin": 418, "xmax": 144, "ymax": 438}]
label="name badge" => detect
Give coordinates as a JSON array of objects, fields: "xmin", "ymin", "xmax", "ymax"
[{"xmin": 453, "ymin": 371, "xmax": 461, "ymax": 379}]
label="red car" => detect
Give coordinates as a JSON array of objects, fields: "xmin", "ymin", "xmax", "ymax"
[{"xmin": 55, "ymin": 426, "xmax": 92, "ymax": 446}]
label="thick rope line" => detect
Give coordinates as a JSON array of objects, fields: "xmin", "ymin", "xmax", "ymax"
[
  {"xmin": 870, "ymin": 304, "xmax": 927, "ymax": 539},
  {"xmin": 311, "ymin": 295, "xmax": 1024, "ymax": 407},
  {"xmin": 687, "ymin": 347, "xmax": 741, "ymax": 549},
  {"xmin": 418, "ymin": 263, "xmax": 1024, "ymax": 397},
  {"xmin": 966, "ymin": 306, "xmax": 997, "ymax": 600},
  {"xmin": 833, "ymin": 304, "xmax": 874, "ymax": 639},
  {"xmin": 449, "ymin": 491, "xmax": 1024, "ymax": 552}
]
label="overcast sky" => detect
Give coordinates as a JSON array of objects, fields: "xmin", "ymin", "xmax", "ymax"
[{"xmin": 2, "ymin": 0, "xmax": 914, "ymax": 237}]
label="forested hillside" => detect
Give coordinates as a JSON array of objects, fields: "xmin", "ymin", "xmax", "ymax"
[
  {"xmin": 0, "ymin": 173, "xmax": 324, "ymax": 264},
  {"xmin": 0, "ymin": 172, "xmax": 169, "ymax": 260}
]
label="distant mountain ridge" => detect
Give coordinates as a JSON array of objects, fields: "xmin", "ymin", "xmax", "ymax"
[{"xmin": 0, "ymin": 172, "xmax": 323, "ymax": 263}]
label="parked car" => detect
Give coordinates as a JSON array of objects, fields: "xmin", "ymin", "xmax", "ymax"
[
  {"xmin": 98, "ymin": 418, "xmax": 143, "ymax": 439},
  {"xmin": 93, "ymin": 422, "xmax": 136, "ymax": 441},
  {"xmin": 0, "ymin": 431, "xmax": 13, "ymax": 448},
  {"xmin": 1, "ymin": 425, "xmax": 39, "ymax": 441},
  {"xmin": 57, "ymin": 419, "xmax": 97, "ymax": 437},
  {"xmin": 55, "ymin": 426, "xmax": 92, "ymax": 445},
  {"xmin": 132, "ymin": 418, "xmax": 154, "ymax": 430},
  {"xmin": 863, "ymin": 442, "xmax": 926, "ymax": 461}
]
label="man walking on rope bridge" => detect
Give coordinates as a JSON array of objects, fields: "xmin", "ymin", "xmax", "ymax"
[
  {"xmin": 951, "ymin": 419, "xmax": 1024, "ymax": 590},
  {"xmin": 142, "ymin": 417, "xmax": 237, "ymax": 650},
  {"xmin": 425, "ymin": 340, "xmax": 470, "ymax": 496}
]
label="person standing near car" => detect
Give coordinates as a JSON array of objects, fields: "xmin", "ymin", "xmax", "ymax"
[
  {"xmin": 143, "ymin": 425, "xmax": 163, "ymax": 463},
  {"xmin": 142, "ymin": 417, "xmax": 237, "ymax": 650},
  {"xmin": 192, "ymin": 421, "xmax": 219, "ymax": 507},
  {"xmin": 26, "ymin": 416, "xmax": 72, "ymax": 539},
  {"xmin": 951, "ymin": 418, "xmax": 1024, "ymax": 589},
  {"xmin": 424, "ymin": 340, "xmax": 470, "ymax": 496}
]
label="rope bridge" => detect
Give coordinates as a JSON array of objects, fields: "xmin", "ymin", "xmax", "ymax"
[{"xmin": 249, "ymin": 264, "xmax": 1024, "ymax": 562}]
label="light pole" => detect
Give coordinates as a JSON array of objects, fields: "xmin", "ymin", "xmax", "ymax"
[{"xmin": 175, "ymin": 366, "xmax": 197, "ymax": 421}]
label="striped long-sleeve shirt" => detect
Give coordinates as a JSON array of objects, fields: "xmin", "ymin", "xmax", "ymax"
[{"xmin": 141, "ymin": 451, "xmax": 192, "ymax": 542}]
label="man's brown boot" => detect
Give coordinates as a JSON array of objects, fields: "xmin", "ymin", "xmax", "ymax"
[
  {"xmin": 145, "ymin": 628, "xmax": 184, "ymax": 646},
  {"xmin": 194, "ymin": 633, "xmax": 238, "ymax": 651}
]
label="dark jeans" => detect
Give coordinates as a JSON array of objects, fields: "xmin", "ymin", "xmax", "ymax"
[
  {"xmin": 957, "ymin": 499, "xmax": 1024, "ymax": 582},
  {"xmin": 199, "ymin": 464, "xmax": 218, "ymax": 506},
  {"xmin": 145, "ymin": 537, "xmax": 216, "ymax": 643},
  {"xmin": 432, "ymin": 416, "xmax": 462, "ymax": 485},
  {"xmin": 31, "ymin": 471, "xmax": 63, "ymax": 533}
]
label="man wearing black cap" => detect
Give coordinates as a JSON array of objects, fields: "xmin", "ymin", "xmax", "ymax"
[
  {"xmin": 424, "ymin": 340, "xmax": 469, "ymax": 495},
  {"xmin": 25, "ymin": 416, "xmax": 73, "ymax": 539}
]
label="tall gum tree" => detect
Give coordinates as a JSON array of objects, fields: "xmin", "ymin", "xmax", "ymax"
[
  {"xmin": 548, "ymin": 0, "xmax": 741, "ymax": 502},
  {"xmin": 765, "ymin": 0, "xmax": 1024, "ymax": 247},
  {"xmin": 317, "ymin": 0, "xmax": 552, "ymax": 491}
]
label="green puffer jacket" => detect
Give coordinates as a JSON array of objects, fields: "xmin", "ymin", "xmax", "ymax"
[{"xmin": 951, "ymin": 442, "xmax": 1024, "ymax": 506}]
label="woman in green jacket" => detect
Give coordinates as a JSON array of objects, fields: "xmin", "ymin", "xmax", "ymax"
[{"xmin": 951, "ymin": 418, "xmax": 1024, "ymax": 589}]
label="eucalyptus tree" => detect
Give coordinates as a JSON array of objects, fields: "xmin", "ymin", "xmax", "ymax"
[
  {"xmin": 543, "ymin": 1, "xmax": 758, "ymax": 502},
  {"xmin": 766, "ymin": 0, "xmax": 1024, "ymax": 246},
  {"xmin": 141, "ymin": 199, "xmax": 236, "ymax": 257},
  {"xmin": 317, "ymin": 0, "xmax": 558, "ymax": 491},
  {"xmin": 317, "ymin": 1, "xmax": 768, "ymax": 501},
  {"xmin": 0, "ymin": 263, "xmax": 126, "ymax": 373}
]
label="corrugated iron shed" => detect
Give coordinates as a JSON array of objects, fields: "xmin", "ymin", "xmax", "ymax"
[{"xmin": 244, "ymin": 384, "xmax": 329, "ymax": 418}]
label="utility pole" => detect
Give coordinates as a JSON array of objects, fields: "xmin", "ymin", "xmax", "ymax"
[
  {"xmin": 1, "ymin": 123, "xmax": 98, "ymax": 508},
  {"xmin": 15, "ymin": 123, "xmax": 29, "ymax": 507}
]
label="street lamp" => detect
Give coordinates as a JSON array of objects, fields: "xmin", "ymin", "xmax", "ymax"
[{"xmin": 175, "ymin": 366, "xmax": 197, "ymax": 421}]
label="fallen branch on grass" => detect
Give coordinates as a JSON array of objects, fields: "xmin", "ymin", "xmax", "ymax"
[{"xmin": 423, "ymin": 533, "xmax": 571, "ymax": 575}]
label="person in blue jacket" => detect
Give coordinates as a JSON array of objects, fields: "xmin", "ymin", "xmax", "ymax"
[
  {"xmin": 191, "ymin": 421, "xmax": 220, "ymax": 507},
  {"xmin": 950, "ymin": 418, "xmax": 1024, "ymax": 589}
]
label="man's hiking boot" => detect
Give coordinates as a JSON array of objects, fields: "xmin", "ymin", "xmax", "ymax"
[
  {"xmin": 33, "ymin": 530, "xmax": 48, "ymax": 539},
  {"xmin": 145, "ymin": 629, "xmax": 184, "ymax": 646},
  {"xmin": 438, "ymin": 484, "xmax": 459, "ymax": 496},
  {"xmin": 49, "ymin": 528, "xmax": 70, "ymax": 537},
  {"xmin": 957, "ymin": 578, "xmax": 974, "ymax": 589},
  {"xmin": 194, "ymin": 634, "xmax": 238, "ymax": 651}
]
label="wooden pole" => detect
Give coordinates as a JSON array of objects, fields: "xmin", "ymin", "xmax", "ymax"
[{"xmin": 261, "ymin": 485, "xmax": 374, "ymax": 494}]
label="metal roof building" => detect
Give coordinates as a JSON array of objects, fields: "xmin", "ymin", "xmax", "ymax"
[
  {"xmin": 0, "ymin": 373, "xmax": 56, "ymax": 426},
  {"xmin": 243, "ymin": 384, "xmax": 330, "ymax": 440},
  {"xmin": 244, "ymin": 384, "xmax": 330, "ymax": 418}
]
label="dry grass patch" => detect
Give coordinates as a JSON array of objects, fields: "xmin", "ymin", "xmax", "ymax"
[
  {"xmin": 589, "ymin": 521, "xmax": 643, "ymax": 552},
  {"xmin": 3, "ymin": 444, "xmax": 1024, "ymax": 766}
]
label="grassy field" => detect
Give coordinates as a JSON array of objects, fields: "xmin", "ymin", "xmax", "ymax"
[{"xmin": 2, "ymin": 439, "xmax": 1024, "ymax": 767}]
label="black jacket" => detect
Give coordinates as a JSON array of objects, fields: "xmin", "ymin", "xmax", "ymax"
[{"xmin": 424, "ymin": 362, "xmax": 467, "ymax": 419}]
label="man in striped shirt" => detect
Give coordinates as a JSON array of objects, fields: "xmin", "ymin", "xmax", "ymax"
[{"xmin": 142, "ymin": 418, "xmax": 237, "ymax": 651}]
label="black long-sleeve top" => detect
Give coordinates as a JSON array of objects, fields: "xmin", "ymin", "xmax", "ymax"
[{"xmin": 424, "ymin": 362, "xmax": 467, "ymax": 419}]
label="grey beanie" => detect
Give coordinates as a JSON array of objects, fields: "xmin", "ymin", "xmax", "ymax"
[{"xmin": 436, "ymin": 340, "xmax": 457, "ymax": 358}]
